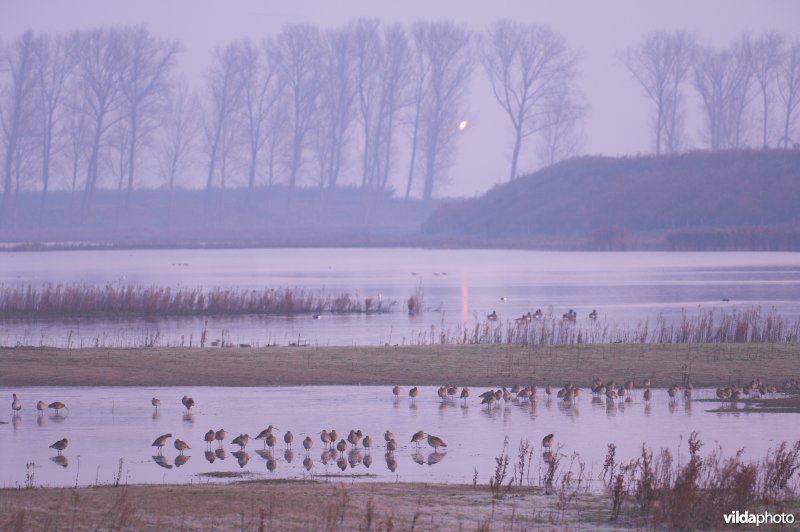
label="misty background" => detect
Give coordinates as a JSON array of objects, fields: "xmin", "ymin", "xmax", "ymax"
[{"xmin": 1, "ymin": 0, "xmax": 799, "ymax": 250}]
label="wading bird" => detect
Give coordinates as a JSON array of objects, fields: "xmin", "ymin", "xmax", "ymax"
[
  {"xmin": 256, "ymin": 425, "xmax": 279, "ymax": 446},
  {"xmin": 204, "ymin": 430, "xmax": 216, "ymax": 449},
  {"xmin": 151, "ymin": 397, "xmax": 161, "ymax": 410},
  {"xmin": 303, "ymin": 436, "xmax": 313, "ymax": 455},
  {"xmin": 411, "ymin": 430, "xmax": 424, "ymax": 448},
  {"xmin": 542, "ymin": 433, "xmax": 555, "ymax": 449},
  {"xmin": 11, "ymin": 393, "xmax": 21, "ymax": 413},
  {"xmin": 152, "ymin": 433, "xmax": 172, "ymax": 454},
  {"xmin": 48, "ymin": 401, "xmax": 66, "ymax": 414},
  {"xmin": 363, "ymin": 435, "xmax": 372, "ymax": 452},
  {"xmin": 409, "ymin": 387, "xmax": 419, "ymax": 400},
  {"xmin": 174, "ymin": 438, "xmax": 190, "ymax": 455},
  {"xmin": 425, "ymin": 433, "xmax": 447, "ymax": 452},
  {"xmin": 232, "ymin": 433, "xmax": 250, "ymax": 450},
  {"xmin": 589, "ymin": 309, "xmax": 598, "ymax": 320},
  {"xmin": 392, "ymin": 386, "xmax": 400, "ymax": 396},
  {"xmin": 50, "ymin": 437, "xmax": 68, "ymax": 455},
  {"xmin": 215, "ymin": 429, "xmax": 227, "ymax": 448},
  {"xmin": 319, "ymin": 429, "xmax": 332, "ymax": 449},
  {"xmin": 337, "ymin": 439, "xmax": 348, "ymax": 453},
  {"xmin": 384, "ymin": 430, "xmax": 395, "ymax": 442},
  {"xmin": 284, "ymin": 431, "xmax": 293, "ymax": 449},
  {"xmin": 386, "ymin": 439, "xmax": 397, "ymax": 453},
  {"xmin": 36, "ymin": 401, "xmax": 46, "ymax": 415},
  {"xmin": 181, "ymin": 396, "xmax": 195, "ymax": 411}
]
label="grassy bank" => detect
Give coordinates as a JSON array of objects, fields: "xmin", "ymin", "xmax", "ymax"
[
  {"xmin": 0, "ymin": 481, "xmax": 611, "ymax": 531},
  {"xmin": 1, "ymin": 343, "xmax": 798, "ymax": 388}
]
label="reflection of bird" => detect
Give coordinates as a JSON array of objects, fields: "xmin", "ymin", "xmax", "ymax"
[
  {"xmin": 174, "ymin": 438, "xmax": 190, "ymax": 455},
  {"xmin": 303, "ymin": 456, "xmax": 314, "ymax": 471},
  {"xmin": 205, "ymin": 451, "xmax": 216, "ymax": 464},
  {"xmin": 284, "ymin": 448, "xmax": 294, "ymax": 463},
  {"xmin": 233, "ymin": 450, "xmax": 250, "ymax": 468},
  {"xmin": 50, "ymin": 437, "xmax": 69, "ymax": 455},
  {"xmin": 37, "ymin": 401, "xmax": 46, "ymax": 415},
  {"xmin": 215, "ymin": 448, "xmax": 227, "ymax": 460},
  {"xmin": 175, "ymin": 454, "xmax": 190, "ymax": 467},
  {"xmin": 151, "ymin": 397, "xmax": 161, "ymax": 410},
  {"xmin": 152, "ymin": 433, "xmax": 172, "ymax": 454},
  {"xmin": 542, "ymin": 433, "xmax": 555, "ymax": 449},
  {"xmin": 48, "ymin": 401, "xmax": 66, "ymax": 414},
  {"xmin": 232, "ymin": 433, "xmax": 251, "ymax": 449},
  {"xmin": 153, "ymin": 455, "xmax": 172, "ymax": 469},
  {"xmin": 644, "ymin": 389, "xmax": 652, "ymax": 402},
  {"xmin": 12, "ymin": 393, "xmax": 22, "ymax": 413},
  {"xmin": 363, "ymin": 454, "xmax": 373, "ymax": 468},
  {"xmin": 427, "ymin": 452, "xmax": 446, "ymax": 465},
  {"xmin": 51, "ymin": 455, "xmax": 68, "ymax": 468},
  {"xmin": 425, "ymin": 433, "xmax": 447, "ymax": 452},
  {"xmin": 386, "ymin": 454, "xmax": 397, "ymax": 472},
  {"xmin": 410, "ymin": 430, "xmax": 424, "ymax": 448},
  {"xmin": 266, "ymin": 458, "xmax": 277, "ymax": 472}
]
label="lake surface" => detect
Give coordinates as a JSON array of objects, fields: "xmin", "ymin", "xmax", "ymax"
[
  {"xmin": 1, "ymin": 249, "xmax": 800, "ymax": 346},
  {"xmin": 2, "ymin": 385, "xmax": 795, "ymax": 489}
]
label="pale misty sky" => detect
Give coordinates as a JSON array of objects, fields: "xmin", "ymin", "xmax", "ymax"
[{"xmin": 3, "ymin": 0, "xmax": 799, "ymax": 197}]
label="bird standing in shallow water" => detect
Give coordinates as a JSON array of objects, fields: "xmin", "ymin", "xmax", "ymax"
[
  {"xmin": 174, "ymin": 438, "xmax": 190, "ymax": 455},
  {"xmin": 36, "ymin": 401, "xmax": 46, "ymax": 415},
  {"xmin": 50, "ymin": 437, "xmax": 68, "ymax": 455},
  {"xmin": 424, "ymin": 433, "xmax": 447, "ymax": 452},
  {"xmin": 11, "ymin": 393, "xmax": 22, "ymax": 413},
  {"xmin": 409, "ymin": 387, "xmax": 418, "ymax": 400},
  {"xmin": 204, "ymin": 430, "xmax": 216, "ymax": 449},
  {"xmin": 215, "ymin": 429, "xmax": 227, "ymax": 448},
  {"xmin": 303, "ymin": 436, "xmax": 313, "ymax": 455},
  {"xmin": 411, "ymin": 430, "xmax": 424, "ymax": 448},
  {"xmin": 151, "ymin": 397, "xmax": 161, "ymax": 410},
  {"xmin": 152, "ymin": 433, "xmax": 171, "ymax": 454},
  {"xmin": 284, "ymin": 431, "xmax": 293, "ymax": 449},
  {"xmin": 542, "ymin": 433, "xmax": 555, "ymax": 449},
  {"xmin": 48, "ymin": 401, "xmax": 66, "ymax": 414},
  {"xmin": 232, "ymin": 433, "xmax": 250, "ymax": 449}
]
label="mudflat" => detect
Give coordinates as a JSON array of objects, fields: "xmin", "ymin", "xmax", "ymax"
[{"xmin": 1, "ymin": 343, "xmax": 797, "ymax": 387}]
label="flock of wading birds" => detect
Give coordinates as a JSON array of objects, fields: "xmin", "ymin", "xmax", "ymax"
[{"xmin": 9, "ymin": 376, "xmax": 799, "ymax": 472}]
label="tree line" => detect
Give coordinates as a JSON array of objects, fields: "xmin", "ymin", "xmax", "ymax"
[{"xmin": 1, "ymin": 21, "xmax": 798, "ymax": 228}]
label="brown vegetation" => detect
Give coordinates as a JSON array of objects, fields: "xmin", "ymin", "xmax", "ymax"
[
  {"xmin": 0, "ymin": 283, "xmax": 395, "ymax": 318},
  {"xmin": 1, "ymin": 343, "xmax": 798, "ymax": 387}
]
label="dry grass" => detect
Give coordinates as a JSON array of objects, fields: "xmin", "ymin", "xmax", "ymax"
[
  {"xmin": 0, "ymin": 283, "xmax": 395, "ymax": 318},
  {"xmin": 0, "ymin": 481, "xmax": 611, "ymax": 531},
  {"xmin": 1, "ymin": 343, "xmax": 798, "ymax": 388}
]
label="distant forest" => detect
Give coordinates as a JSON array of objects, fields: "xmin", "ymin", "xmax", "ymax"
[{"xmin": 1, "ymin": 21, "xmax": 799, "ymax": 247}]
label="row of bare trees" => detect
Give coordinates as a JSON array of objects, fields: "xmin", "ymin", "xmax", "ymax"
[
  {"xmin": 623, "ymin": 31, "xmax": 800, "ymax": 154},
  {"xmin": 3, "ymin": 22, "xmax": 799, "ymax": 226},
  {"xmin": 0, "ymin": 20, "xmax": 587, "ymax": 225}
]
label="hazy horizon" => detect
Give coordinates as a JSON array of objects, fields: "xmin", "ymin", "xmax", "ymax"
[{"xmin": 3, "ymin": 0, "xmax": 799, "ymax": 198}]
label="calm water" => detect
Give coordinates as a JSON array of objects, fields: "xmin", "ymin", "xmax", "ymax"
[
  {"xmin": 1, "ymin": 386, "xmax": 795, "ymax": 489},
  {"xmin": 1, "ymin": 249, "xmax": 800, "ymax": 346}
]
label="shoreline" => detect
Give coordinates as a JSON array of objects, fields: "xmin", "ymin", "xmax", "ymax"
[{"xmin": 1, "ymin": 343, "xmax": 798, "ymax": 388}]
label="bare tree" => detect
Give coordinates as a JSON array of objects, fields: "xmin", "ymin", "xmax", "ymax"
[
  {"xmin": 202, "ymin": 42, "xmax": 243, "ymax": 210},
  {"xmin": 310, "ymin": 28, "xmax": 356, "ymax": 189},
  {"xmin": 33, "ymin": 33, "xmax": 75, "ymax": 212},
  {"xmin": 693, "ymin": 36, "xmax": 754, "ymax": 150},
  {"xmin": 239, "ymin": 38, "xmax": 282, "ymax": 196},
  {"xmin": 622, "ymin": 30, "xmax": 696, "ymax": 154},
  {"xmin": 271, "ymin": 24, "xmax": 323, "ymax": 191},
  {"xmin": 74, "ymin": 27, "xmax": 127, "ymax": 213},
  {"xmin": 158, "ymin": 78, "xmax": 197, "ymax": 193},
  {"xmin": 752, "ymin": 32, "xmax": 785, "ymax": 147},
  {"xmin": 535, "ymin": 88, "xmax": 587, "ymax": 167},
  {"xmin": 0, "ymin": 30, "xmax": 39, "ymax": 226},
  {"xmin": 63, "ymin": 88, "xmax": 90, "ymax": 192},
  {"xmin": 118, "ymin": 26, "xmax": 180, "ymax": 208},
  {"xmin": 776, "ymin": 40, "xmax": 800, "ymax": 148},
  {"xmin": 482, "ymin": 21, "xmax": 579, "ymax": 180},
  {"xmin": 407, "ymin": 21, "xmax": 472, "ymax": 202},
  {"xmin": 352, "ymin": 21, "xmax": 411, "ymax": 191}
]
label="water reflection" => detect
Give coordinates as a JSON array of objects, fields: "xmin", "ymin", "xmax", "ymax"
[
  {"xmin": 267, "ymin": 458, "xmax": 277, "ymax": 472},
  {"xmin": 204, "ymin": 451, "xmax": 215, "ymax": 464},
  {"xmin": 232, "ymin": 451, "xmax": 249, "ymax": 468},
  {"xmin": 175, "ymin": 455, "xmax": 191, "ymax": 467},
  {"xmin": 427, "ymin": 452, "xmax": 446, "ymax": 466},
  {"xmin": 214, "ymin": 448, "xmax": 227, "ymax": 460},
  {"xmin": 385, "ymin": 453, "xmax": 397, "ymax": 472},
  {"xmin": 50, "ymin": 455, "xmax": 68, "ymax": 468},
  {"xmin": 152, "ymin": 455, "xmax": 172, "ymax": 469},
  {"xmin": 303, "ymin": 457, "xmax": 313, "ymax": 471},
  {"xmin": 284, "ymin": 449, "xmax": 294, "ymax": 463},
  {"xmin": 363, "ymin": 454, "xmax": 372, "ymax": 468}
]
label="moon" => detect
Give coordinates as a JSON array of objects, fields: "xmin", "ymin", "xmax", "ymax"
[{"xmin": 458, "ymin": 120, "xmax": 468, "ymax": 132}]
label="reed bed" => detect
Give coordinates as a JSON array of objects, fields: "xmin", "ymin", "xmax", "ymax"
[
  {"xmin": 414, "ymin": 306, "xmax": 800, "ymax": 346},
  {"xmin": 0, "ymin": 283, "xmax": 395, "ymax": 318}
]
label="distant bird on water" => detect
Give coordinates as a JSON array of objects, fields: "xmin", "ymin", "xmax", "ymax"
[
  {"xmin": 542, "ymin": 433, "xmax": 555, "ymax": 449},
  {"xmin": 284, "ymin": 431, "xmax": 294, "ymax": 449},
  {"xmin": 303, "ymin": 436, "xmax": 313, "ymax": 455},
  {"xmin": 409, "ymin": 387, "xmax": 419, "ymax": 400},
  {"xmin": 411, "ymin": 430, "xmax": 424, "ymax": 448},
  {"xmin": 204, "ymin": 430, "xmax": 216, "ymax": 449},
  {"xmin": 36, "ymin": 401, "xmax": 46, "ymax": 415},
  {"xmin": 50, "ymin": 437, "xmax": 69, "ymax": 455},
  {"xmin": 151, "ymin": 398, "xmax": 161, "ymax": 410},
  {"xmin": 392, "ymin": 385, "xmax": 401, "ymax": 396},
  {"xmin": 181, "ymin": 396, "xmax": 195, "ymax": 411},
  {"xmin": 232, "ymin": 433, "xmax": 250, "ymax": 450}
]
